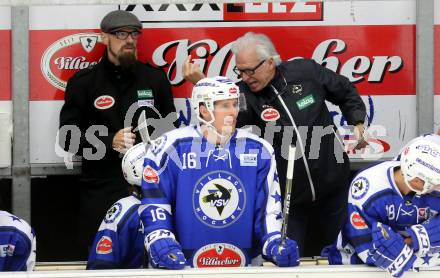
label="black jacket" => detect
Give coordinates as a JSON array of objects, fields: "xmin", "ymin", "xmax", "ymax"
[
  {"xmin": 237, "ymin": 59, "xmax": 366, "ymax": 205},
  {"xmin": 59, "ymin": 54, "xmax": 176, "ymax": 179}
]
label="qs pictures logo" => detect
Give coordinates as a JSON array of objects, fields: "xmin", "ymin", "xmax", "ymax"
[{"xmin": 40, "ymin": 33, "xmax": 104, "ymax": 91}]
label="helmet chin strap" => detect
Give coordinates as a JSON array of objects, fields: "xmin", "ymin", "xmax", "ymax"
[{"xmin": 198, "ymin": 112, "xmax": 233, "ymax": 145}]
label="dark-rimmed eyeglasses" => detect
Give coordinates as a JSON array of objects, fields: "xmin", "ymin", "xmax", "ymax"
[
  {"xmin": 233, "ymin": 60, "xmax": 266, "ymax": 77},
  {"xmin": 111, "ymin": 30, "xmax": 141, "ymax": 40}
]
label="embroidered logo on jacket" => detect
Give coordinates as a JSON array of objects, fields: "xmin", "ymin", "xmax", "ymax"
[
  {"xmin": 138, "ymin": 89, "xmax": 154, "ymax": 107},
  {"xmin": 137, "ymin": 89, "xmax": 153, "ymax": 99},
  {"xmin": 260, "ymin": 108, "xmax": 280, "ymax": 122},
  {"xmin": 94, "ymin": 95, "xmax": 115, "ymax": 109},
  {"xmin": 292, "ymin": 84, "xmax": 302, "ymax": 95},
  {"xmin": 296, "ymin": 94, "xmax": 315, "ymax": 110}
]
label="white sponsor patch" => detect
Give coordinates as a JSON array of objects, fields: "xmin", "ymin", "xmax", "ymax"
[
  {"xmin": 138, "ymin": 99, "xmax": 154, "ymax": 107},
  {"xmin": 239, "ymin": 154, "xmax": 257, "ymax": 166},
  {"xmin": 0, "ymin": 244, "xmax": 15, "ymax": 257}
]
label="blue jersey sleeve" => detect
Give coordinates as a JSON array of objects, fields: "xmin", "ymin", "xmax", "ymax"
[
  {"xmin": 253, "ymin": 148, "xmax": 283, "ymax": 251},
  {"xmin": 87, "ymin": 197, "xmax": 144, "ymax": 269},
  {"xmin": 0, "ymin": 211, "xmax": 35, "ymax": 271},
  {"xmin": 140, "ymin": 143, "xmax": 179, "ymax": 236}
]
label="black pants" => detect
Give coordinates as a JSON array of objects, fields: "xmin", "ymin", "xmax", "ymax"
[
  {"xmin": 287, "ymin": 188, "xmax": 349, "ymax": 257},
  {"xmin": 76, "ymin": 177, "xmax": 128, "ymax": 260}
]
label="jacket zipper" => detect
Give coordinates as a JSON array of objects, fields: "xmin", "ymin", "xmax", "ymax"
[{"xmin": 271, "ymin": 85, "xmax": 316, "ymax": 201}]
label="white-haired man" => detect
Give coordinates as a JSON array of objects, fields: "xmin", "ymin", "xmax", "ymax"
[
  {"xmin": 183, "ymin": 32, "xmax": 367, "ymax": 256},
  {"xmin": 139, "ymin": 76, "xmax": 299, "ymax": 269}
]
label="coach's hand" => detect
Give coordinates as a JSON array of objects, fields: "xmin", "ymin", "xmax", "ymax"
[
  {"xmin": 112, "ymin": 127, "xmax": 135, "ymax": 153},
  {"xmin": 182, "ymin": 55, "xmax": 205, "ymax": 84}
]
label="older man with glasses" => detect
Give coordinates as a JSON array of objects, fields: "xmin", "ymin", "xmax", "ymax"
[
  {"xmin": 183, "ymin": 31, "xmax": 367, "ymax": 257},
  {"xmin": 59, "ymin": 10, "xmax": 176, "ymax": 260}
]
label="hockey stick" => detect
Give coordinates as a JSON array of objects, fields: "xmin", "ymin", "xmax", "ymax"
[
  {"xmin": 279, "ymin": 145, "xmax": 296, "ymax": 252},
  {"xmin": 136, "ymin": 110, "xmax": 151, "ymax": 151}
]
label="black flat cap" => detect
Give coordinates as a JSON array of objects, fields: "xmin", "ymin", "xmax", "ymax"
[{"xmin": 100, "ymin": 10, "xmax": 142, "ymax": 33}]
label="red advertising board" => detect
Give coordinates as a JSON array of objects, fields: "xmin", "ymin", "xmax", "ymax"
[
  {"xmin": 30, "ymin": 25, "xmax": 414, "ymax": 100},
  {"xmin": 28, "ymin": 2, "xmax": 420, "ymax": 163},
  {"xmin": 435, "ymin": 25, "xmax": 440, "ymax": 95},
  {"xmin": 0, "ymin": 30, "xmax": 11, "ymax": 100}
]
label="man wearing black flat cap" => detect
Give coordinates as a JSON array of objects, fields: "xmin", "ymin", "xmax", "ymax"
[{"xmin": 59, "ymin": 10, "xmax": 176, "ymax": 260}]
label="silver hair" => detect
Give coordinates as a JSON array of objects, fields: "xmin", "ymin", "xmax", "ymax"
[{"xmin": 231, "ymin": 32, "xmax": 282, "ymax": 66}]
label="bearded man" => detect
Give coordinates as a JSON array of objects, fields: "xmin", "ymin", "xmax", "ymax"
[{"xmin": 59, "ymin": 10, "xmax": 176, "ymax": 259}]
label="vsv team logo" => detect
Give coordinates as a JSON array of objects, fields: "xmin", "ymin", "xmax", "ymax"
[{"xmin": 193, "ymin": 171, "xmax": 246, "ymax": 228}]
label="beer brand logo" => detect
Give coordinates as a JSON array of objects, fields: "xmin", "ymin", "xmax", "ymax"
[
  {"xmin": 80, "ymin": 36, "xmax": 98, "ymax": 53},
  {"xmin": 350, "ymin": 212, "xmax": 368, "ymax": 229},
  {"xmin": 94, "ymin": 95, "xmax": 115, "ymax": 110},
  {"xmin": 96, "ymin": 236, "xmax": 113, "ymax": 254},
  {"xmin": 143, "ymin": 165, "xmax": 159, "ymax": 183},
  {"xmin": 193, "ymin": 171, "xmax": 245, "ymax": 228},
  {"xmin": 260, "ymin": 108, "xmax": 280, "ymax": 122},
  {"xmin": 193, "ymin": 243, "xmax": 246, "ymax": 268},
  {"xmin": 41, "ymin": 33, "xmax": 104, "ymax": 91}
]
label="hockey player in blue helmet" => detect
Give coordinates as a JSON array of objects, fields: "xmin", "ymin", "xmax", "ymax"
[{"xmin": 139, "ymin": 76, "xmax": 300, "ymax": 269}]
